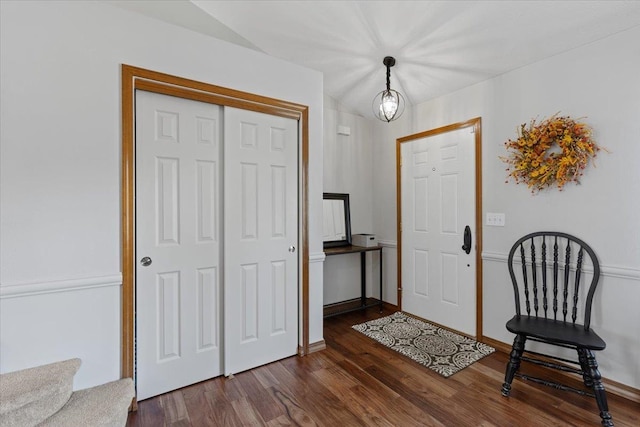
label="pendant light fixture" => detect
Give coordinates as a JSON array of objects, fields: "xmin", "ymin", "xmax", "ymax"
[{"xmin": 372, "ymin": 56, "xmax": 405, "ymax": 122}]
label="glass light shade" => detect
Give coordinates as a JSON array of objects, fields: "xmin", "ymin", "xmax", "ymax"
[
  {"xmin": 372, "ymin": 89, "xmax": 405, "ymax": 122},
  {"xmin": 381, "ymin": 92, "xmax": 398, "ymax": 117}
]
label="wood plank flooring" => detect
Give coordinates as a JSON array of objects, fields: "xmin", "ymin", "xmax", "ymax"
[{"xmin": 127, "ymin": 307, "xmax": 640, "ymax": 426}]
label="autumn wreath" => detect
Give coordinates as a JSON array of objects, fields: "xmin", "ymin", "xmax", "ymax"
[{"xmin": 501, "ymin": 114, "xmax": 601, "ymax": 192}]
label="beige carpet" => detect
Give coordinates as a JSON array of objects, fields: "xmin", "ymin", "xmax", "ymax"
[{"xmin": 353, "ymin": 312, "xmax": 495, "ymax": 377}]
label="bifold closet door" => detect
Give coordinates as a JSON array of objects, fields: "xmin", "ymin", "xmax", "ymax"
[
  {"xmin": 223, "ymin": 107, "xmax": 299, "ymax": 376},
  {"xmin": 135, "ymin": 92, "xmax": 299, "ymax": 399},
  {"xmin": 136, "ymin": 91, "xmax": 222, "ymax": 400}
]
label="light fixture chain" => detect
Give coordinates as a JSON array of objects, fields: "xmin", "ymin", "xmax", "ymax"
[
  {"xmin": 372, "ymin": 55, "xmax": 405, "ymax": 123},
  {"xmin": 386, "ymin": 64, "xmax": 391, "ymax": 92}
]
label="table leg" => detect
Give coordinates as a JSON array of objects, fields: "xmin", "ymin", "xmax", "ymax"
[
  {"xmin": 379, "ymin": 248, "xmax": 383, "ymax": 313},
  {"xmin": 360, "ymin": 251, "xmax": 366, "ymax": 306}
]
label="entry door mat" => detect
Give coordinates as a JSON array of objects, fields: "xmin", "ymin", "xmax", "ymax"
[{"xmin": 352, "ymin": 312, "xmax": 495, "ymax": 378}]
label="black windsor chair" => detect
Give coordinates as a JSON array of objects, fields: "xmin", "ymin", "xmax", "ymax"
[{"xmin": 501, "ymin": 231, "xmax": 613, "ymax": 427}]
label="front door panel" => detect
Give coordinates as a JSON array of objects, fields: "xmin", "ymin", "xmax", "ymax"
[{"xmin": 401, "ymin": 126, "xmax": 476, "ymax": 336}]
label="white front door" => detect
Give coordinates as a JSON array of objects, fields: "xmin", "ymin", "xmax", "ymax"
[
  {"xmin": 136, "ymin": 91, "xmax": 222, "ymax": 400},
  {"xmin": 400, "ymin": 126, "xmax": 476, "ymax": 336},
  {"xmin": 223, "ymin": 107, "xmax": 299, "ymax": 375}
]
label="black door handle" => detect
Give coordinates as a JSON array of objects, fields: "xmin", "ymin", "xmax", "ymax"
[{"xmin": 462, "ymin": 225, "xmax": 472, "ymax": 254}]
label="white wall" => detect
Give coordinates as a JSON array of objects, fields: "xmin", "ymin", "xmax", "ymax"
[
  {"xmin": 372, "ymin": 113, "xmax": 414, "ymax": 305},
  {"xmin": 322, "ymin": 97, "xmax": 378, "ymax": 305},
  {"xmin": 372, "ymin": 26, "xmax": 640, "ymax": 389},
  {"xmin": 0, "ymin": 1, "xmax": 324, "ymax": 389}
]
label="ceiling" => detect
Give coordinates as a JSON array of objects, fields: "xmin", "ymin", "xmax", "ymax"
[{"xmin": 108, "ymin": 1, "xmax": 640, "ymax": 120}]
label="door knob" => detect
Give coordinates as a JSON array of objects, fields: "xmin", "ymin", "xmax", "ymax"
[
  {"xmin": 288, "ymin": 246, "xmax": 296, "ymax": 253},
  {"xmin": 140, "ymin": 256, "xmax": 152, "ymax": 267},
  {"xmin": 461, "ymin": 225, "xmax": 472, "ymax": 255}
]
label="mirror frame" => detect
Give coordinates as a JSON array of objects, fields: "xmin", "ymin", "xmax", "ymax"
[{"xmin": 323, "ymin": 192, "xmax": 352, "ymax": 248}]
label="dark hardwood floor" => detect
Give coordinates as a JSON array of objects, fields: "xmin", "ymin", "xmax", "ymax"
[{"xmin": 127, "ymin": 307, "xmax": 640, "ymax": 426}]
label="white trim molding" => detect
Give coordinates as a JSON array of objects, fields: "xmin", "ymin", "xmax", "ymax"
[
  {"xmin": 481, "ymin": 251, "xmax": 507, "ymax": 263},
  {"xmin": 310, "ymin": 252, "xmax": 326, "ymax": 263},
  {"xmin": 482, "ymin": 251, "xmax": 640, "ymax": 281},
  {"xmin": 378, "ymin": 240, "xmax": 397, "ymax": 249},
  {"xmin": 0, "ymin": 274, "xmax": 123, "ymax": 299}
]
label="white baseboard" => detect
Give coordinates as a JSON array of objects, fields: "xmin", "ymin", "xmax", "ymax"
[{"xmin": 308, "ymin": 340, "xmax": 326, "ymax": 353}]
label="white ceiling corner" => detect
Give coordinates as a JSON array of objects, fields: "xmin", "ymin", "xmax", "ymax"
[{"xmin": 114, "ymin": 1, "xmax": 640, "ymax": 120}]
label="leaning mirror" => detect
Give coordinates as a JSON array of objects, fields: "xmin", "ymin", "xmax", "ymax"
[{"xmin": 323, "ymin": 193, "xmax": 352, "ymax": 248}]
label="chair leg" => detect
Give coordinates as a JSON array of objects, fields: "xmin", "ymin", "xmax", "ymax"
[
  {"xmin": 584, "ymin": 349, "xmax": 613, "ymax": 427},
  {"xmin": 501, "ymin": 334, "xmax": 526, "ymax": 397},
  {"xmin": 577, "ymin": 348, "xmax": 594, "ymax": 388}
]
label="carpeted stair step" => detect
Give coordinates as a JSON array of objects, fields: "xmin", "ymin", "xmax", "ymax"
[
  {"xmin": 38, "ymin": 378, "xmax": 134, "ymax": 427},
  {"xmin": 0, "ymin": 358, "xmax": 81, "ymax": 427}
]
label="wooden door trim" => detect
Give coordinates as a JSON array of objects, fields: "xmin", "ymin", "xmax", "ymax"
[
  {"xmin": 395, "ymin": 117, "xmax": 483, "ymax": 340},
  {"xmin": 121, "ymin": 64, "xmax": 310, "ymax": 383}
]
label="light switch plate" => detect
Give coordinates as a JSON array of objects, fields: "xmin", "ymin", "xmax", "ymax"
[{"xmin": 486, "ymin": 212, "xmax": 506, "ymax": 226}]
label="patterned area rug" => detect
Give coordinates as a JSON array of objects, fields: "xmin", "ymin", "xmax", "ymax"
[{"xmin": 352, "ymin": 312, "xmax": 495, "ymax": 378}]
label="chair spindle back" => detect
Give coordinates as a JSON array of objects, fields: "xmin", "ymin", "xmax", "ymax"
[{"xmin": 507, "ymin": 231, "xmax": 600, "ymax": 330}]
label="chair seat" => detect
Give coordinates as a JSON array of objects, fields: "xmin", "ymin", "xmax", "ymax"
[{"xmin": 506, "ymin": 316, "xmax": 606, "ymax": 350}]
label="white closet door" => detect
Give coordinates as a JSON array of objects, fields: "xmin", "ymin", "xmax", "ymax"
[
  {"xmin": 224, "ymin": 107, "xmax": 299, "ymax": 375},
  {"xmin": 136, "ymin": 91, "xmax": 222, "ymax": 400}
]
